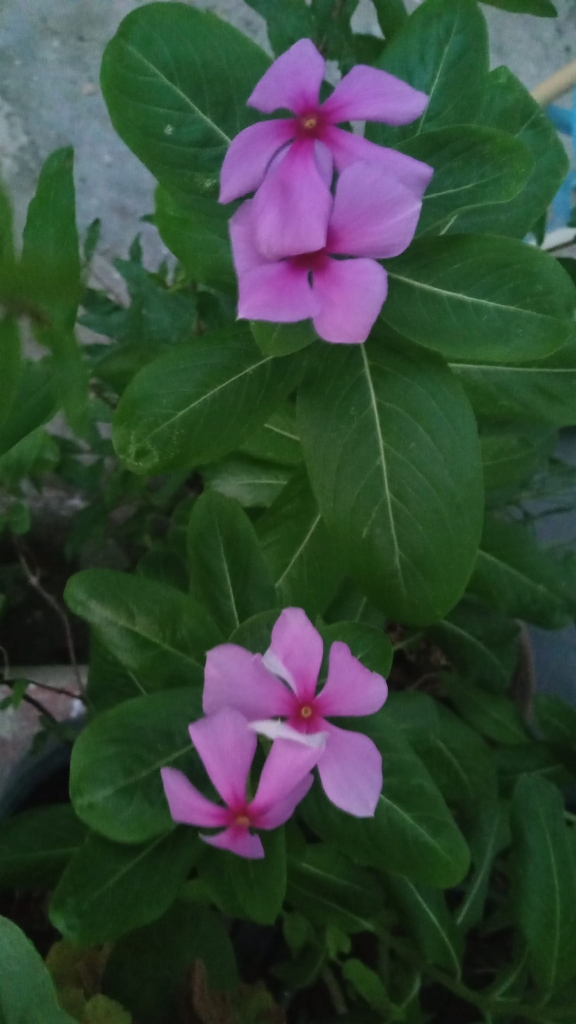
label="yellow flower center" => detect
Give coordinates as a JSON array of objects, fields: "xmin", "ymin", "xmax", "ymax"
[
  {"xmin": 235, "ymin": 814, "xmax": 250, "ymax": 827},
  {"xmin": 301, "ymin": 115, "xmax": 318, "ymax": 132},
  {"xmin": 300, "ymin": 705, "xmax": 313, "ymax": 720}
]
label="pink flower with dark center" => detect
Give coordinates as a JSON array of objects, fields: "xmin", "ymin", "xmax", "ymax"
[
  {"xmin": 204, "ymin": 608, "xmax": 388, "ymax": 818},
  {"xmin": 219, "ymin": 38, "xmax": 433, "ymax": 258},
  {"xmin": 230, "ymin": 159, "xmax": 423, "ymax": 344},
  {"xmin": 161, "ymin": 707, "xmax": 325, "ymax": 859}
]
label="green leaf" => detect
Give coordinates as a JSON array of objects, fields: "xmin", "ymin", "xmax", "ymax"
[
  {"xmin": 320, "ymin": 621, "xmax": 393, "ymax": 678},
  {"xmin": 154, "ymin": 187, "xmax": 235, "ymax": 293},
  {"xmin": 456, "ymin": 800, "xmax": 510, "ymax": 933},
  {"xmin": 451, "ymin": 342, "xmax": 576, "ymax": 428},
  {"xmin": 536, "ymin": 695, "xmax": 576, "ymax": 775},
  {"xmin": 49, "ymin": 829, "xmax": 200, "ymax": 945},
  {"xmin": 202, "ymin": 455, "xmax": 291, "ymax": 508},
  {"xmin": 87, "ymin": 637, "xmax": 146, "ymax": 713},
  {"xmin": 469, "ymin": 517, "xmax": 572, "ymax": 628},
  {"xmin": 65, "ymin": 569, "xmax": 222, "ymax": 692},
  {"xmin": 258, "ymin": 469, "xmax": 344, "ymax": 619},
  {"xmin": 444, "ymin": 676, "xmax": 529, "ymax": 746},
  {"xmin": 228, "ymin": 608, "xmax": 282, "ymax": 654},
  {"xmin": 226, "ymin": 827, "xmax": 286, "ymax": 924},
  {"xmin": 0, "ymin": 359, "xmax": 55, "ymax": 458},
  {"xmin": 239, "ymin": 403, "xmax": 302, "ymax": 466},
  {"xmin": 368, "ymin": 0, "xmax": 488, "ymax": 146},
  {"xmin": 342, "ymin": 960, "xmax": 395, "ymax": 1015},
  {"xmin": 0, "ymin": 805, "xmax": 85, "ymax": 890},
  {"xmin": 481, "ymin": 426, "xmax": 554, "ymax": 494},
  {"xmin": 113, "ymin": 325, "xmax": 302, "ymax": 475},
  {"xmin": 453, "ymin": 67, "xmax": 567, "ymax": 238},
  {"xmin": 70, "ymin": 688, "xmax": 203, "ymax": 843},
  {"xmin": 251, "ymin": 319, "xmax": 317, "ymax": 358},
  {"xmin": 482, "ymin": 0, "xmax": 556, "ymax": 16},
  {"xmin": 511, "ymin": 775, "xmax": 576, "ymax": 993},
  {"xmin": 303, "ymin": 712, "xmax": 470, "ymax": 888},
  {"xmin": 187, "ymin": 490, "xmax": 275, "ymax": 635},
  {"xmin": 100, "ymin": 3, "xmax": 270, "ymax": 200},
  {"xmin": 385, "ymin": 874, "xmax": 463, "ymax": 975},
  {"xmin": 0, "ymin": 318, "xmax": 21, "ymax": 433},
  {"xmin": 382, "ymin": 236, "xmax": 576, "ymax": 364},
  {"xmin": 244, "ymin": 0, "xmax": 312, "ymax": 54},
  {"xmin": 496, "ymin": 743, "xmax": 573, "ymax": 794},
  {"xmin": 288, "ymin": 845, "xmax": 386, "ymax": 933},
  {"xmin": 297, "ymin": 331, "xmax": 483, "ymax": 626},
  {"xmin": 371, "ymin": 0, "xmax": 408, "ymax": 38},
  {"xmin": 428, "ymin": 598, "xmax": 520, "ymax": 692},
  {"xmin": 399, "ymin": 126, "xmax": 533, "ymax": 235},
  {"xmin": 104, "ymin": 902, "xmax": 238, "ymax": 1024},
  {"xmin": 0, "ymin": 916, "xmax": 76, "ymax": 1024}
]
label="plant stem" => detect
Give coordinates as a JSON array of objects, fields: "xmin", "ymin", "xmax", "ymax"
[
  {"xmin": 323, "ymin": 967, "xmax": 347, "ymax": 1016},
  {"xmin": 2, "ymin": 678, "xmax": 59, "ymax": 724}
]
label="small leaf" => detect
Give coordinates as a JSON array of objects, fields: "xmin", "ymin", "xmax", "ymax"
[{"xmin": 0, "ymin": 915, "xmax": 76, "ymax": 1024}]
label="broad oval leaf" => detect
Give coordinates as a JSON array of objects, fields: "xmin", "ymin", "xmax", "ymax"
[
  {"xmin": 0, "ymin": 805, "xmax": 85, "ymax": 890},
  {"xmin": 154, "ymin": 187, "xmax": 235, "ymax": 293},
  {"xmin": 321, "ymin": 621, "xmax": 393, "ymax": 679},
  {"xmin": 239, "ymin": 403, "xmax": 302, "ymax": 467},
  {"xmin": 202, "ymin": 455, "xmax": 291, "ymax": 509},
  {"xmin": 0, "ymin": 916, "xmax": 75, "ymax": 1024},
  {"xmin": 113, "ymin": 325, "xmax": 302, "ymax": 475},
  {"xmin": 511, "ymin": 775, "xmax": 576, "ymax": 993},
  {"xmin": 100, "ymin": 2, "xmax": 270, "ymax": 199},
  {"xmin": 297, "ymin": 333, "xmax": 483, "ymax": 625},
  {"xmin": 382, "ymin": 236, "xmax": 576, "ymax": 364},
  {"xmin": 303, "ymin": 712, "xmax": 470, "ymax": 888},
  {"xmin": 65, "ymin": 569, "xmax": 222, "ymax": 692},
  {"xmin": 70, "ymin": 688, "xmax": 203, "ymax": 843},
  {"xmin": 49, "ymin": 830, "xmax": 201, "ymax": 945},
  {"xmin": 251, "ymin": 319, "xmax": 317, "ymax": 358}
]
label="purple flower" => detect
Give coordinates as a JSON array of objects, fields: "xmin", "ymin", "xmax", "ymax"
[
  {"xmin": 219, "ymin": 38, "xmax": 433, "ymax": 259},
  {"xmin": 204, "ymin": 608, "xmax": 388, "ymax": 818},
  {"xmin": 161, "ymin": 707, "xmax": 325, "ymax": 859},
  {"xmin": 230, "ymin": 159, "xmax": 423, "ymax": 344}
]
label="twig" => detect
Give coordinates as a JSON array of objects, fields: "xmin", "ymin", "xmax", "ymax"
[
  {"xmin": 22, "ymin": 677, "xmax": 83, "ymax": 703},
  {"xmin": 323, "ymin": 968, "xmax": 347, "ymax": 1016},
  {"xmin": 2, "ymin": 678, "xmax": 58, "ymax": 724}
]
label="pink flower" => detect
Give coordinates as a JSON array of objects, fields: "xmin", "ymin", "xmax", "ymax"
[
  {"xmin": 204, "ymin": 609, "xmax": 388, "ymax": 818},
  {"xmin": 230, "ymin": 159, "xmax": 422, "ymax": 344},
  {"xmin": 161, "ymin": 707, "xmax": 325, "ymax": 859},
  {"xmin": 219, "ymin": 38, "xmax": 433, "ymax": 259}
]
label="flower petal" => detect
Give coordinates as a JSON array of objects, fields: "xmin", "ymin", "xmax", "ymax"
[
  {"xmin": 251, "ymin": 720, "xmax": 327, "ymax": 746},
  {"xmin": 253, "ymin": 774, "xmax": 314, "ymax": 830},
  {"xmin": 263, "ymin": 607, "xmax": 323, "ymax": 701},
  {"xmin": 204, "ymin": 644, "xmax": 295, "ymax": 719},
  {"xmin": 189, "ymin": 708, "xmax": 256, "ymax": 810},
  {"xmin": 250, "ymin": 734, "xmax": 326, "ymax": 821},
  {"xmin": 201, "ymin": 826, "xmax": 265, "ymax": 859},
  {"xmin": 238, "ymin": 261, "xmax": 320, "ymax": 323},
  {"xmin": 323, "ymin": 126, "xmax": 433, "ymax": 199},
  {"xmin": 322, "ymin": 66, "xmax": 428, "ymax": 126},
  {"xmin": 248, "ymin": 39, "xmax": 325, "ymax": 116},
  {"xmin": 229, "ymin": 200, "xmax": 266, "ymax": 275},
  {"xmin": 160, "ymin": 768, "xmax": 229, "ymax": 828},
  {"xmin": 328, "ymin": 161, "xmax": 424, "ymax": 259},
  {"xmin": 219, "ymin": 119, "xmax": 297, "ymax": 204},
  {"xmin": 312, "ymin": 257, "xmax": 387, "ymax": 345},
  {"xmin": 317, "ymin": 722, "xmax": 383, "ymax": 817},
  {"xmin": 315, "ymin": 641, "xmax": 388, "ymax": 718},
  {"xmin": 251, "ymin": 139, "xmax": 332, "ymax": 259}
]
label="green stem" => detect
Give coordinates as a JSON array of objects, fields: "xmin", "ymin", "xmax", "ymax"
[
  {"xmin": 392, "ymin": 631, "xmax": 424, "ymax": 652},
  {"xmin": 323, "ymin": 967, "xmax": 347, "ymax": 1016}
]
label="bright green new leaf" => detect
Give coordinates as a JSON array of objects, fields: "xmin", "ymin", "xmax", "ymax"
[
  {"xmin": 0, "ymin": 915, "xmax": 76, "ymax": 1024},
  {"xmin": 101, "ymin": 3, "xmax": 270, "ymax": 200},
  {"xmin": 187, "ymin": 490, "xmax": 276, "ymax": 635},
  {"xmin": 382, "ymin": 236, "xmax": 576, "ymax": 364},
  {"xmin": 113, "ymin": 325, "xmax": 303, "ymax": 475},
  {"xmin": 65, "ymin": 569, "xmax": 222, "ymax": 692},
  {"xmin": 154, "ymin": 187, "xmax": 235, "ymax": 293},
  {"xmin": 70, "ymin": 688, "xmax": 204, "ymax": 843},
  {"xmin": 298, "ymin": 332, "xmax": 483, "ymax": 625}
]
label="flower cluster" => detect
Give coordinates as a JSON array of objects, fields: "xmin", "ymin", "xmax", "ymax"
[
  {"xmin": 161, "ymin": 608, "xmax": 388, "ymax": 859},
  {"xmin": 220, "ymin": 39, "xmax": 433, "ymax": 345}
]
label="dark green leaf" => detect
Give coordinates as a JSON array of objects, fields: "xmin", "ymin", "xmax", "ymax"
[
  {"xmin": 49, "ymin": 829, "xmax": 200, "ymax": 945},
  {"xmin": 451, "ymin": 341, "xmax": 576, "ymax": 428},
  {"xmin": 371, "ymin": 0, "xmax": 408, "ymax": 38},
  {"xmin": 0, "ymin": 318, "xmax": 21, "ymax": 432},
  {"xmin": 0, "ymin": 360, "xmax": 55, "ymax": 458},
  {"xmin": 0, "ymin": 805, "xmax": 85, "ymax": 890},
  {"xmin": 385, "ymin": 874, "xmax": 463, "ymax": 975},
  {"xmin": 406, "ymin": 700, "xmax": 497, "ymax": 806},
  {"xmin": 70, "ymin": 688, "xmax": 203, "ymax": 843},
  {"xmin": 496, "ymin": 743, "xmax": 573, "ymax": 793},
  {"xmin": 399, "ymin": 126, "xmax": 533, "ymax": 235},
  {"xmin": 320, "ymin": 621, "xmax": 393, "ymax": 678},
  {"xmin": 113, "ymin": 325, "xmax": 302, "ymax": 475},
  {"xmin": 536, "ymin": 695, "xmax": 576, "ymax": 775},
  {"xmin": 428, "ymin": 598, "xmax": 520, "ymax": 692},
  {"xmin": 87, "ymin": 637, "xmax": 146, "ymax": 713},
  {"xmin": 303, "ymin": 712, "xmax": 470, "ymax": 887},
  {"xmin": 226, "ymin": 827, "xmax": 286, "ymax": 925},
  {"xmin": 251, "ymin": 319, "xmax": 317, "ymax": 358},
  {"xmin": 482, "ymin": 0, "xmax": 556, "ymax": 16},
  {"xmin": 101, "ymin": 3, "xmax": 270, "ymax": 200},
  {"xmin": 454, "ymin": 67, "xmax": 567, "ymax": 238},
  {"xmin": 65, "ymin": 569, "xmax": 222, "ymax": 692},
  {"xmin": 456, "ymin": 800, "xmax": 510, "ymax": 933},
  {"xmin": 202, "ymin": 455, "xmax": 291, "ymax": 508},
  {"xmin": 92, "ymin": 341, "xmax": 165, "ymax": 393},
  {"xmin": 187, "ymin": 490, "xmax": 275, "ymax": 635},
  {"xmin": 368, "ymin": 0, "xmax": 488, "ymax": 146},
  {"xmin": 155, "ymin": 187, "xmax": 235, "ymax": 293},
  {"xmin": 481, "ymin": 425, "xmax": 555, "ymax": 493},
  {"xmin": 298, "ymin": 331, "xmax": 483, "ymax": 625},
  {"xmin": 288, "ymin": 846, "xmax": 385, "ymax": 933},
  {"xmin": 239, "ymin": 403, "xmax": 302, "ymax": 466},
  {"xmin": 382, "ymin": 236, "xmax": 576, "ymax": 364},
  {"xmin": 104, "ymin": 902, "xmax": 238, "ymax": 1024},
  {"xmin": 228, "ymin": 608, "xmax": 282, "ymax": 654},
  {"xmin": 258, "ymin": 469, "xmax": 344, "ymax": 619},
  {"xmin": 0, "ymin": 916, "xmax": 75, "ymax": 1024},
  {"xmin": 137, "ymin": 548, "xmax": 189, "ymax": 592},
  {"xmin": 243, "ymin": 0, "xmax": 312, "ymax": 55},
  {"xmin": 342, "ymin": 960, "xmax": 395, "ymax": 1015},
  {"xmin": 469, "ymin": 517, "xmax": 572, "ymax": 628},
  {"xmin": 444, "ymin": 676, "xmax": 528, "ymax": 745},
  {"xmin": 511, "ymin": 775, "xmax": 576, "ymax": 993}
]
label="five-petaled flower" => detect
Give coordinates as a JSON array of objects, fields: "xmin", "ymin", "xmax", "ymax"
[
  {"xmin": 161, "ymin": 706, "xmax": 326, "ymax": 859},
  {"xmin": 230, "ymin": 159, "xmax": 424, "ymax": 344},
  {"xmin": 204, "ymin": 608, "xmax": 388, "ymax": 817},
  {"xmin": 220, "ymin": 38, "xmax": 433, "ymax": 260}
]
